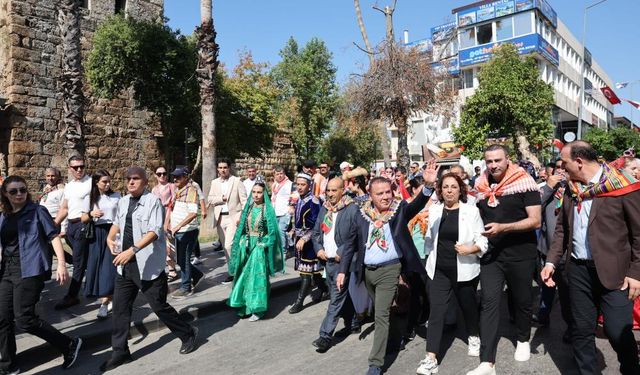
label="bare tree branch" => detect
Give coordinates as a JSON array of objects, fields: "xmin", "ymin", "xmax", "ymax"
[{"xmin": 353, "ymin": 41, "xmax": 375, "ymax": 56}]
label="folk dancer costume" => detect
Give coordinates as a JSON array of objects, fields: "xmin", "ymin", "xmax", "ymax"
[
  {"xmin": 289, "ymin": 173, "xmax": 326, "ymax": 313},
  {"xmin": 227, "ymin": 186, "xmax": 285, "ymax": 319}
]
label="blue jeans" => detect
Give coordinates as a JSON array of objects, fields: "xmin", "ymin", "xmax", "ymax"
[
  {"xmin": 175, "ymin": 229, "xmax": 203, "ymax": 292},
  {"xmin": 277, "ymin": 215, "xmax": 290, "ymax": 254}
]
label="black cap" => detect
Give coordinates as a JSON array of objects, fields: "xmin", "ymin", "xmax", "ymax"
[{"xmin": 170, "ymin": 165, "xmax": 189, "ymax": 177}]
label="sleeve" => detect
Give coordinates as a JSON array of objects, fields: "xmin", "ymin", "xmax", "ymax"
[
  {"xmin": 405, "ymin": 187, "xmax": 432, "ymax": 221},
  {"xmin": 207, "ymin": 180, "xmax": 223, "ymax": 206},
  {"xmin": 146, "ymin": 196, "xmax": 165, "ymax": 237},
  {"xmin": 339, "ymin": 213, "xmax": 359, "ymax": 275},
  {"xmin": 523, "ymin": 190, "xmax": 542, "ymax": 207},
  {"xmin": 36, "ymin": 205, "xmax": 60, "ymax": 241},
  {"xmin": 623, "ymin": 190, "xmax": 640, "ymax": 280},
  {"xmin": 472, "ymin": 207, "xmax": 489, "ymax": 257},
  {"xmin": 540, "ymin": 185, "xmax": 555, "ymax": 209},
  {"xmin": 546, "ymin": 192, "xmax": 569, "ymax": 266},
  {"xmin": 312, "ymin": 209, "xmax": 325, "ymax": 254}
]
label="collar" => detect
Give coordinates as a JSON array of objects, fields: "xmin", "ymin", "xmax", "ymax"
[{"xmin": 588, "ymin": 167, "xmax": 603, "ymax": 184}]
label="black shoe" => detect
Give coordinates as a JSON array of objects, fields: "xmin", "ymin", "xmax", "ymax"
[
  {"xmin": 313, "ymin": 337, "xmax": 332, "ymax": 353},
  {"xmin": 532, "ymin": 313, "xmax": 550, "ymax": 327},
  {"xmin": 0, "ymin": 367, "xmax": 20, "ymax": 375},
  {"xmin": 212, "ymin": 241, "xmax": 223, "ymax": 251},
  {"xmin": 351, "ymin": 325, "xmax": 362, "ymax": 334},
  {"xmin": 179, "ymin": 326, "xmax": 199, "ymax": 354},
  {"xmin": 221, "ymin": 275, "xmax": 234, "ymax": 285},
  {"xmin": 289, "ymin": 275, "xmax": 312, "ymax": 314},
  {"xmin": 55, "ymin": 296, "xmax": 80, "ymax": 310},
  {"xmin": 99, "ymin": 353, "xmax": 133, "ymax": 372},
  {"xmin": 61, "ymin": 337, "xmax": 82, "ymax": 369}
]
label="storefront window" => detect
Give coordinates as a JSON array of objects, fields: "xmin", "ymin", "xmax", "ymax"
[
  {"xmin": 463, "ymin": 69, "xmax": 474, "ymax": 88},
  {"xmin": 476, "ymin": 23, "xmax": 493, "ymax": 45},
  {"xmin": 514, "ymin": 12, "xmax": 532, "ymax": 36},
  {"xmin": 460, "ymin": 27, "xmax": 475, "ymax": 49},
  {"xmin": 496, "ymin": 18, "xmax": 513, "ymax": 41}
]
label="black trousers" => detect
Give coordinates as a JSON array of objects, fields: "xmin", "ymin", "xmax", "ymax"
[
  {"xmin": 479, "ymin": 258, "xmax": 536, "ymax": 363},
  {"xmin": 426, "ymin": 269, "xmax": 479, "ymax": 355},
  {"xmin": 66, "ymin": 220, "xmax": 89, "ymax": 298},
  {"xmin": 318, "ymin": 260, "xmax": 356, "ymax": 339},
  {"xmin": 0, "ymin": 258, "xmax": 72, "ymax": 370},
  {"xmin": 111, "ymin": 261, "xmax": 192, "ymax": 357},
  {"xmin": 568, "ymin": 260, "xmax": 640, "ymax": 375}
]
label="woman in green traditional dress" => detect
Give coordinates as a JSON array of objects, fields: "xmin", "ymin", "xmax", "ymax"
[{"xmin": 227, "ymin": 180, "xmax": 285, "ymax": 322}]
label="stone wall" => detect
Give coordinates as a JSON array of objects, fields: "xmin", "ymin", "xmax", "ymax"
[
  {"xmin": 234, "ymin": 129, "xmax": 298, "ymax": 185},
  {"xmin": 0, "ymin": 0, "xmax": 164, "ymax": 191}
]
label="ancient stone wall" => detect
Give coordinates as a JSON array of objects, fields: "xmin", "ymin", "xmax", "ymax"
[
  {"xmin": 234, "ymin": 129, "xmax": 298, "ymax": 185},
  {"xmin": 0, "ymin": 0, "xmax": 164, "ymax": 191}
]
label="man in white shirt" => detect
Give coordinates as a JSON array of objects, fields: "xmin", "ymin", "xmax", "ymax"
[
  {"xmin": 207, "ymin": 158, "xmax": 247, "ymax": 284},
  {"xmin": 54, "ymin": 155, "xmax": 92, "ymax": 310},
  {"xmin": 242, "ymin": 165, "xmax": 257, "ymax": 197},
  {"xmin": 39, "ymin": 167, "xmax": 72, "ymax": 263},
  {"xmin": 311, "ymin": 177, "xmax": 360, "ymax": 353},
  {"xmin": 271, "ymin": 165, "xmax": 293, "ymax": 254}
]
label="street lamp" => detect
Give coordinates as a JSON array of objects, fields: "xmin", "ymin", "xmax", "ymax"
[{"xmin": 577, "ymin": 0, "xmax": 608, "ymax": 140}]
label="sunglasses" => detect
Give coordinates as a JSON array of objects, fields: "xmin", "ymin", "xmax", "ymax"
[
  {"xmin": 70, "ymin": 165, "xmax": 85, "ymax": 171},
  {"xmin": 156, "ymin": 172, "xmax": 167, "ymax": 177},
  {"xmin": 7, "ymin": 187, "xmax": 27, "ymax": 196}
]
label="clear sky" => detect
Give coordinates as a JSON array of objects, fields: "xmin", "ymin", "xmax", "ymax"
[{"xmin": 165, "ymin": 0, "xmax": 640, "ymax": 121}]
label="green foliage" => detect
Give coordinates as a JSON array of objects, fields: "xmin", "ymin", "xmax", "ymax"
[
  {"xmin": 453, "ymin": 44, "xmax": 555, "ymax": 160},
  {"xmin": 272, "ymin": 37, "xmax": 339, "ymax": 162},
  {"xmin": 584, "ymin": 127, "xmax": 640, "ymax": 161}
]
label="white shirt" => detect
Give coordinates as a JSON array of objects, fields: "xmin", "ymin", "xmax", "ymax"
[
  {"xmin": 322, "ymin": 212, "xmax": 338, "ymax": 258},
  {"xmin": 40, "ymin": 186, "xmax": 65, "ymax": 218},
  {"xmin": 572, "ymin": 167, "xmax": 603, "ymax": 260},
  {"xmin": 64, "ymin": 175, "xmax": 91, "ymax": 220},
  {"xmin": 171, "ymin": 185, "xmax": 200, "ymax": 233},
  {"xmin": 243, "ymin": 178, "xmax": 256, "ymax": 197},
  {"xmin": 364, "ymin": 222, "xmax": 400, "ymax": 266},
  {"xmin": 273, "ymin": 180, "xmax": 293, "ymax": 217},
  {"xmin": 94, "ymin": 192, "xmax": 121, "ymax": 225},
  {"xmin": 220, "ymin": 178, "xmax": 230, "ymax": 213}
]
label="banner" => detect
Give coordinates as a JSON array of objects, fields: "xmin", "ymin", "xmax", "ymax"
[
  {"xmin": 459, "ymin": 34, "xmax": 558, "ymax": 67},
  {"xmin": 456, "ymin": 0, "xmax": 556, "ymax": 28}
]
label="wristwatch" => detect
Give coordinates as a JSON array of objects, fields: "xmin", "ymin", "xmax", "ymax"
[{"xmin": 131, "ymin": 246, "xmax": 141, "ymax": 254}]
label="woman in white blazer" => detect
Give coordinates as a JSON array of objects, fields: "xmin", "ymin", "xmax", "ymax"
[{"xmin": 417, "ymin": 173, "xmax": 488, "ymax": 375}]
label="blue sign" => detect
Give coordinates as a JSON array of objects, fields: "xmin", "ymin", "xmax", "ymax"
[
  {"xmin": 432, "ymin": 57, "xmax": 460, "ymax": 75},
  {"xmin": 456, "ymin": 0, "xmax": 556, "ymax": 29},
  {"xmin": 458, "ymin": 33, "xmax": 558, "ymax": 67},
  {"xmin": 431, "ymin": 21, "xmax": 457, "ymax": 43},
  {"xmin": 405, "ymin": 38, "xmax": 432, "ymax": 53}
]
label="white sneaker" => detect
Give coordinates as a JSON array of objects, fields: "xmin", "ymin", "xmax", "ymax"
[
  {"xmin": 468, "ymin": 335, "xmax": 480, "ymax": 357},
  {"xmin": 466, "ymin": 362, "xmax": 496, "ymax": 375},
  {"xmin": 514, "ymin": 341, "xmax": 530, "ymax": 361},
  {"xmin": 191, "ymin": 257, "xmax": 202, "ymax": 265},
  {"xmin": 97, "ymin": 303, "xmax": 109, "ymax": 319},
  {"xmin": 248, "ymin": 314, "xmax": 260, "ymax": 322},
  {"xmin": 416, "ymin": 355, "xmax": 438, "ymax": 375}
]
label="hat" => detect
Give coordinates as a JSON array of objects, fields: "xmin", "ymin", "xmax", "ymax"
[
  {"xmin": 170, "ymin": 165, "xmax": 189, "ymax": 177},
  {"xmin": 296, "ymin": 172, "xmax": 312, "ymax": 182},
  {"xmin": 339, "ymin": 161, "xmax": 353, "ymax": 170}
]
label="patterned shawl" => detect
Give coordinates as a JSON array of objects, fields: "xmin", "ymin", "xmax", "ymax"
[
  {"xmin": 360, "ymin": 196, "xmax": 402, "ymax": 251},
  {"xmin": 475, "ymin": 163, "xmax": 539, "ymax": 207},
  {"xmin": 568, "ymin": 163, "xmax": 640, "ymax": 212},
  {"xmin": 320, "ymin": 195, "xmax": 354, "ymax": 234}
]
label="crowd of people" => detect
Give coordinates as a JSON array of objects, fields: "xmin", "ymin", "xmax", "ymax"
[{"xmin": 0, "ymin": 141, "xmax": 639, "ymax": 374}]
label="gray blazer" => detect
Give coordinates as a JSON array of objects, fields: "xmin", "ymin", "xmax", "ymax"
[
  {"xmin": 539, "ymin": 183, "xmax": 562, "ymax": 257},
  {"xmin": 312, "ymin": 203, "xmax": 359, "ymax": 272}
]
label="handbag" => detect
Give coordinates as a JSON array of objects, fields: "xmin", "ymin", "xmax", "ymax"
[{"xmin": 84, "ymin": 220, "xmax": 95, "ymax": 240}]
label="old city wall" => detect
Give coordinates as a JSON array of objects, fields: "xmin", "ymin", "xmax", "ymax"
[{"xmin": 0, "ymin": 0, "xmax": 164, "ymax": 191}]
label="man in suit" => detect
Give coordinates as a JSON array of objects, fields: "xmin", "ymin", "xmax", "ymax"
[
  {"xmin": 311, "ymin": 177, "xmax": 360, "ymax": 353},
  {"xmin": 337, "ymin": 161, "xmax": 439, "ymax": 375},
  {"xmin": 207, "ymin": 158, "xmax": 247, "ymax": 284},
  {"xmin": 541, "ymin": 141, "xmax": 640, "ymax": 375}
]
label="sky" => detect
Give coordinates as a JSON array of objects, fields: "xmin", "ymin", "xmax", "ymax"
[{"xmin": 165, "ymin": 0, "xmax": 640, "ymax": 121}]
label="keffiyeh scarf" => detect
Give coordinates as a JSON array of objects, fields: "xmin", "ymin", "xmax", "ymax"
[{"xmin": 475, "ymin": 163, "xmax": 539, "ymax": 207}]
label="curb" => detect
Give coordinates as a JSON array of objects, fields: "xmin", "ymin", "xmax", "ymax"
[{"xmin": 27, "ymin": 276, "xmax": 301, "ymax": 352}]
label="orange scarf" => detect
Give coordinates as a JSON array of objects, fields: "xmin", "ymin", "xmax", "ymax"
[{"xmin": 475, "ymin": 163, "xmax": 539, "ymax": 207}]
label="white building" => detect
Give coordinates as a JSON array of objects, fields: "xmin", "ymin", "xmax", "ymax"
[{"xmin": 399, "ymin": 0, "xmax": 615, "ymax": 162}]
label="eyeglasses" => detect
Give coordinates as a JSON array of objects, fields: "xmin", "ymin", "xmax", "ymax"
[
  {"xmin": 155, "ymin": 172, "xmax": 167, "ymax": 177},
  {"xmin": 7, "ymin": 187, "xmax": 27, "ymax": 196},
  {"xmin": 70, "ymin": 165, "xmax": 85, "ymax": 171}
]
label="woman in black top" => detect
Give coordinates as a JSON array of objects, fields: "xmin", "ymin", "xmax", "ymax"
[{"xmin": 0, "ymin": 176, "xmax": 82, "ymax": 374}]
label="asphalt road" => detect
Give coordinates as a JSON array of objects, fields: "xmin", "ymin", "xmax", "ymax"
[{"xmin": 16, "ymin": 286, "xmax": 638, "ymax": 375}]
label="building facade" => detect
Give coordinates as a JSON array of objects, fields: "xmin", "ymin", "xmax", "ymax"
[
  {"xmin": 0, "ymin": 0, "xmax": 164, "ymax": 189},
  {"xmin": 401, "ymin": 0, "xmax": 615, "ymax": 162}
]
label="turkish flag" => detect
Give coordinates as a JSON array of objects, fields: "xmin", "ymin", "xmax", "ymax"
[
  {"xmin": 626, "ymin": 99, "xmax": 640, "ymax": 110},
  {"xmin": 552, "ymin": 139, "xmax": 564, "ymax": 150},
  {"xmin": 600, "ymin": 85, "xmax": 621, "ymax": 104}
]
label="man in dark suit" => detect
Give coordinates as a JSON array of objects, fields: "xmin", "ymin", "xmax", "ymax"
[
  {"xmin": 337, "ymin": 161, "xmax": 439, "ymax": 375},
  {"xmin": 311, "ymin": 177, "xmax": 360, "ymax": 353},
  {"xmin": 541, "ymin": 140, "xmax": 640, "ymax": 375}
]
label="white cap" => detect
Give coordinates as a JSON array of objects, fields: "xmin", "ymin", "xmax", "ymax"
[{"xmin": 339, "ymin": 161, "xmax": 353, "ymax": 170}]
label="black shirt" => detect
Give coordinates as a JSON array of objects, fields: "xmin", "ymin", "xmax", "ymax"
[
  {"xmin": 477, "ymin": 190, "xmax": 541, "ymax": 262},
  {"xmin": 0, "ymin": 211, "xmax": 20, "ymax": 257},
  {"xmin": 436, "ymin": 208, "xmax": 459, "ymax": 274},
  {"xmin": 123, "ymin": 196, "xmax": 140, "ymax": 251}
]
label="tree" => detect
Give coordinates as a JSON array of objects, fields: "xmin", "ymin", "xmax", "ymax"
[
  {"xmin": 57, "ymin": 0, "xmax": 85, "ymax": 157},
  {"xmin": 584, "ymin": 127, "xmax": 640, "ymax": 161},
  {"xmin": 453, "ymin": 44, "xmax": 555, "ymax": 165},
  {"xmin": 272, "ymin": 37, "xmax": 339, "ymax": 162},
  {"xmin": 351, "ymin": 40, "xmax": 454, "ymax": 169}
]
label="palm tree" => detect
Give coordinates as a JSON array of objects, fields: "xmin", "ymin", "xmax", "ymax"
[{"xmin": 57, "ymin": 0, "xmax": 85, "ymax": 157}]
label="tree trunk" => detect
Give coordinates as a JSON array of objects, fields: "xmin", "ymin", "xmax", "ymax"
[
  {"xmin": 515, "ymin": 126, "xmax": 541, "ymax": 169},
  {"xmin": 197, "ymin": 0, "xmax": 219, "ymax": 237},
  {"xmin": 396, "ymin": 117, "xmax": 410, "ymax": 170},
  {"xmin": 57, "ymin": 0, "xmax": 85, "ymax": 158}
]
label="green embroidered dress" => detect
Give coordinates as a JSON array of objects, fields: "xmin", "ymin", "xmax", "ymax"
[{"xmin": 227, "ymin": 191, "xmax": 284, "ymax": 317}]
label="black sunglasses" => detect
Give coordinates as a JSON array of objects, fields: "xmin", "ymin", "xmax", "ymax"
[
  {"xmin": 70, "ymin": 165, "xmax": 85, "ymax": 171},
  {"xmin": 7, "ymin": 187, "xmax": 27, "ymax": 196},
  {"xmin": 156, "ymin": 172, "xmax": 167, "ymax": 177}
]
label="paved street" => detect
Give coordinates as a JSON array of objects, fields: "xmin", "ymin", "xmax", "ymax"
[{"xmin": 17, "ymin": 283, "xmax": 639, "ymax": 375}]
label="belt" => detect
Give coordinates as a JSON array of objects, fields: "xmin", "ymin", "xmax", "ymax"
[
  {"xmin": 68, "ymin": 218, "xmax": 81, "ymax": 224},
  {"xmin": 571, "ymin": 257, "xmax": 596, "ymax": 267},
  {"xmin": 220, "ymin": 212, "xmax": 229, "ymax": 216},
  {"xmin": 365, "ymin": 258, "xmax": 400, "ymax": 271},
  {"xmin": 326, "ymin": 257, "xmax": 339, "ymax": 263}
]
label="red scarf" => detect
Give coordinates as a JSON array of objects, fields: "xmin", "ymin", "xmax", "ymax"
[
  {"xmin": 475, "ymin": 163, "xmax": 539, "ymax": 207},
  {"xmin": 271, "ymin": 176, "xmax": 290, "ymax": 204}
]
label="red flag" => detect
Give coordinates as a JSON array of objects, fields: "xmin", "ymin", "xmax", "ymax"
[
  {"xmin": 600, "ymin": 85, "xmax": 621, "ymax": 104},
  {"xmin": 552, "ymin": 139, "xmax": 564, "ymax": 150},
  {"xmin": 625, "ymin": 99, "xmax": 640, "ymax": 110}
]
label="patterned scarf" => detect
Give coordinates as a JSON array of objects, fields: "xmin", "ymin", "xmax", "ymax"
[
  {"xmin": 568, "ymin": 163, "xmax": 640, "ymax": 212},
  {"xmin": 39, "ymin": 183, "xmax": 64, "ymax": 202},
  {"xmin": 408, "ymin": 199, "xmax": 432, "ymax": 236},
  {"xmin": 271, "ymin": 176, "xmax": 290, "ymax": 204},
  {"xmin": 475, "ymin": 163, "xmax": 539, "ymax": 207},
  {"xmin": 320, "ymin": 195, "xmax": 354, "ymax": 233},
  {"xmin": 360, "ymin": 196, "xmax": 402, "ymax": 251},
  {"xmin": 553, "ymin": 185, "xmax": 565, "ymax": 215}
]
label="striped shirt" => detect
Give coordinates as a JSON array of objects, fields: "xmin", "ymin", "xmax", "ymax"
[{"xmin": 170, "ymin": 184, "xmax": 199, "ymax": 233}]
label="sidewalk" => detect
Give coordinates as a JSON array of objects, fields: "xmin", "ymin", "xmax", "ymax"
[{"xmin": 17, "ymin": 244, "xmax": 300, "ymax": 351}]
